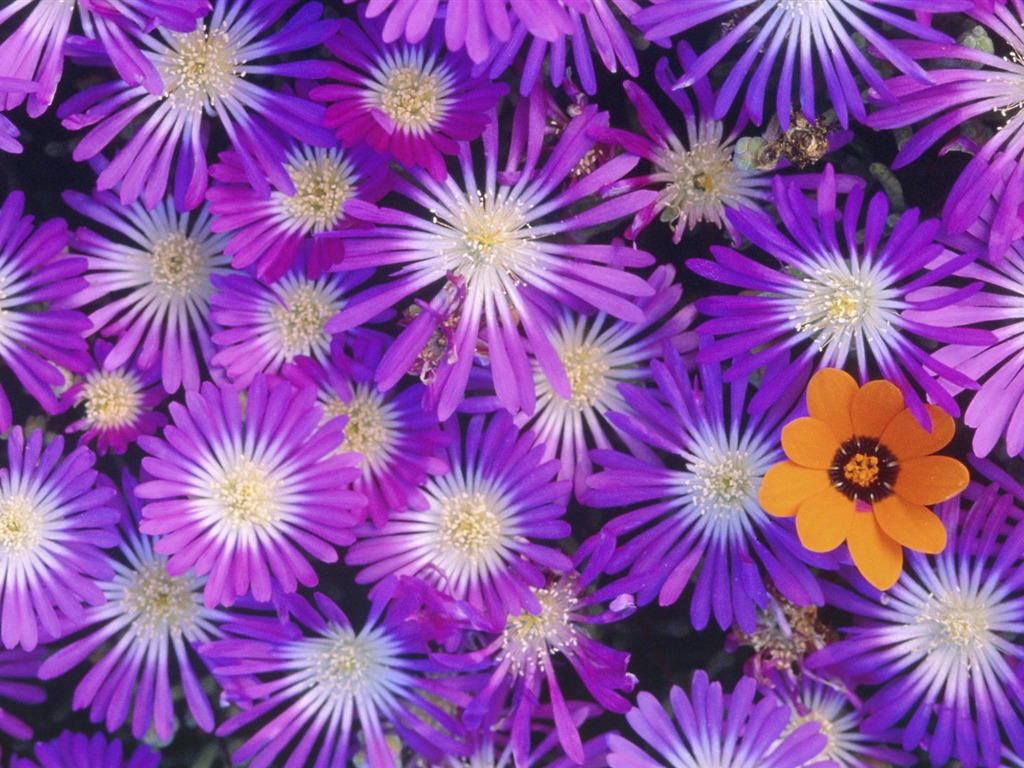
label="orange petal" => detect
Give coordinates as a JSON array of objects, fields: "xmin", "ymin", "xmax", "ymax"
[
  {"xmin": 781, "ymin": 418, "xmax": 840, "ymax": 469},
  {"xmin": 847, "ymin": 511, "xmax": 903, "ymax": 590},
  {"xmin": 851, "ymin": 379, "xmax": 905, "ymax": 438},
  {"xmin": 807, "ymin": 368, "xmax": 857, "ymax": 440},
  {"xmin": 759, "ymin": 462, "xmax": 832, "ymax": 518},
  {"xmin": 879, "ymin": 405, "xmax": 956, "ymax": 459},
  {"xmin": 873, "ymin": 494, "xmax": 948, "ymax": 554},
  {"xmin": 795, "ymin": 487, "xmax": 854, "ymax": 552},
  {"xmin": 893, "ymin": 456, "xmax": 970, "ymax": 505}
]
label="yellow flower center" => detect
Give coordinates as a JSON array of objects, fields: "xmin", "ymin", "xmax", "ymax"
[
  {"xmin": 377, "ymin": 65, "xmax": 444, "ymax": 130},
  {"xmin": 842, "ymin": 453, "xmax": 879, "ymax": 488},
  {"xmin": 213, "ymin": 458, "xmax": 280, "ymax": 529},
  {"xmin": 279, "ymin": 148, "xmax": 355, "ymax": 233},
  {"xmin": 161, "ymin": 25, "xmax": 241, "ymax": 112},
  {"xmin": 121, "ymin": 561, "xmax": 200, "ymax": 641},
  {"xmin": 82, "ymin": 370, "xmax": 143, "ymax": 429},
  {"xmin": 829, "ymin": 437, "xmax": 898, "ymax": 503},
  {"xmin": 0, "ymin": 495, "xmax": 40, "ymax": 555},
  {"xmin": 150, "ymin": 232, "xmax": 204, "ymax": 298}
]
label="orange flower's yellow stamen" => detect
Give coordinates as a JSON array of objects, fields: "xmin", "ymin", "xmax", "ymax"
[{"xmin": 843, "ymin": 453, "xmax": 880, "ymax": 488}]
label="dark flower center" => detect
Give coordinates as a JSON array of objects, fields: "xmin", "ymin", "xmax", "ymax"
[{"xmin": 828, "ymin": 437, "xmax": 899, "ymax": 503}]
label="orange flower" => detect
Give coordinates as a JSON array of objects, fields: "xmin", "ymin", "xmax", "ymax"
[{"xmin": 758, "ymin": 368, "xmax": 968, "ymax": 590}]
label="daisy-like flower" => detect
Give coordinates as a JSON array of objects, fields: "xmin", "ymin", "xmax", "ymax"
[
  {"xmin": 519, "ymin": 264, "xmax": 695, "ymax": 497},
  {"xmin": 10, "ymin": 731, "xmax": 159, "ymax": 768},
  {"xmin": 687, "ymin": 165, "xmax": 993, "ymax": 425},
  {"xmin": 209, "ymin": 258, "xmax": 372, "ymax": 388},
  {"xmin": 633, "ymin": 0, "xmax": 969, "ymax": 128},
  {"xmin": 484, "ymin": 0, "xmax": 641, "ymax": 96},
  {"xmin": 607, "ymin": 670, "xmax": 827, "ymax": 768},
  {"xmin": 64, "ymin": 190, "xmax": 232, "ymax": 393},
  {"xmin": 283, "ymin": 333, "xmax": 451, "ymax": 527},
  {"xmin": 759, "ymin": 368, "xmax": 969, "ymax": 591},
  {"xmin": 38, "ymin": 472, "xmax": 227, "ymax": 742},
  {"xmin": 777, "ymin": 678, "xmax": 915, "ymax": 768},
  {"xmin": 0, "ymin": 191, "xmax": 91, "ymax": 431},
  {"xmin": 135, "ymin": 374, "xmax": 367, "ymax": 608},
  {"xmin": 0, "ymin": 428, "xmax": 118, "ymax": 651},
  {"xmin": 809, "ymin": 483, "xmax": 1024, "ymax": 768},
  {"xmin": 0, "ymin": 647, "xmax": 44, "ymax": 741},
  {"xmin": 58, "ymin": 0, "xmax": 338, "ymax": 211},
  {"xmin": 456, "ymin": 533, "xmax": 637, "ymax": 766},
  {"xmin": 585, "ymin": 348, "xmax": 824, "ymax": 633},
  {"xmin": 310, "ymin": 10, "xmax": 508, "ymax": 182},
  {"xmin": 326, "ymin": 92, "xmax": 657, "ymax": 420},
  {"xmin": 208, "ymin": 140, "xmax": 390, "ymax": 282},
  {"xmin": 0, "ymin": 0, "xmax": 208, "ymax": 117},
  {"xmin": 205, "ymin": 585, "xmax": 469, "ymax": 768},
  {"xmin": 347, "ymin": 411, "xmax": 572, "ymax": 620},
  {"xmin": 594, "ymin": 41, "xmax": 772, "ymax": 243},
  {"xmin": 356, "ymin": 0, "xmax": 573, "ymax": 64},
  {"xmin": 63, "ymin": 340, "xmax": 167, "ymax": 455}
]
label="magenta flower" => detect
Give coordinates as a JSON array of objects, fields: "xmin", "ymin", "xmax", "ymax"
[
  {"xmin": 310, "ymin": 10, "xmax": 507, "ymax": 182},
  {"xmin": 326, "ymin": 91, "xmax": 657, "ymax": 420},
  {"xmin": 12, "ymin": 731, "xmax": 159, "ymax": 768},
  {"xmin": 0, "ymin": 647, "xmax": 44, "ymax": 741},
  {"xmin": 0, "ymin": 428, "xmax": 119, "ymax": 651},
  {"xmin": 347, "ymin": 411, "xmax": 572, "ymax": 620},
  {"xmin": 59, "ymin": 0, "xmax": 338, "ymax": 211},
  {"xmin": 135, "ymin": 374, "xmax": 367, "ymax": 608}
]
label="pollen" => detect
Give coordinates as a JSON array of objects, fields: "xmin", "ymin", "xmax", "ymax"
[
  {"xmin": 325, "ymin": 387, "xmax": 394, "ymax": 465},
  {"xmin": 373, "ymin": 61, "xmax": 447, "ymax": 131},
  {"xmin": 843, "ymin": 453, "xmax": 879, "ymax": 488},
  {"xmin": 436, "ymin": 490, "xmax": 505, "ymax": 564},
  {"xmin": 160, "ymin": 25, "xmax": 242, "ymax": 112},
  {"xmin": 150, "ymin": 232, "xmax": 205, "ymax": 298},
  {"xmin": 562, "ymin": 343, "xmax": 611, "ymax": 409},
  {"xmin": 920, "ymin": 589, "xmax": 993, "ymax": 658},
  {"xmin": 436, "ymin": 189, "xmax": 536, "ymax": 284},
  {"xmin": 212, "ymin": 457, "xmax": 280, "ymax": 528},
  {"xmin": 308, "ymin": 626, "xmax": 387, "ymax": 700},
  {"xmin": 0, "ymin": 494, "xmax": 41, "ymax": 555},
  {"xmin": 82, "ymin": 370, "xmax": 143, "ymax": 429},
  {"xmin": 793, "ymin": 263, "xmax": 895, "ymax": 352},
  {"xmin": 500, "ymin": 579, "xmax": 579, "ymax": 674},
  {"xmin": 279, "ymin": 147, "xmax": 356, "ymax": 233},
  {"xmin": 268, "ymin": 276, "xmax": 339, "ymax": 361},
  {"xmin": 684, "ymin": 443, "xmax": 757, "ymax": 519},
  {"xmin": 121, "ymin": 561, "xmax": 200, "ymax": 641},
  {"xmin": 656, "ymin": 136, "xmax": 743, "ymax": 233}
]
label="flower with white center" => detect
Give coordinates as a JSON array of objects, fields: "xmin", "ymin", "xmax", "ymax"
[
  {"xmin": 633, "ymin": 0, "xmax": 968, "ymax": 128},
  {"xmin": 0, "ymin": 428, "xmax": 118, "ymax": 651},
  {"xmin": 135, "ymin": 374, "xmax": 366, "ymax": 608},
  {"xmin": 348, "ymin": 412, "xmax": 572, "ymax": 620},
  {"xmin": 585, "ymin": 348, "xmax": 826, "ymax": 632},
  {"xmin": 38, "ymin": 472, "xmax": 227, "ymax": 741},
  {"xmin": 58, "ymin": 0, "xmax": 338, "ymax": 211},
  {"xmin": 326, "ymin": 91, "xmax": 657, "ymax": 420},
  {"xmin": 311, "ymin": 10, "xmax": 507, "ymax": 182},
  {"xmin": 65, "ymin": 191, "xmax": 232, "ymax": 393},
  {"xmin": 687, "ymin": 165, "xmax": 994, "ymax": 426},
  {"xmin": 211, "ymin": 259, "xmax": 371, "ymax": 387},
  {"xmin": 520, "ymin": 265, "xmax": 695, "ymax": 497},
  {"xmin": 810, "ymin": 483, "xmax": 1024, "ymax": 768},
  {"xmin": 206, "ymin": 587, "xmax": 469, "ymax": 768},
  {"xmin": 208, "ymin": 141, "xmax": 390, "ymax": 282}
]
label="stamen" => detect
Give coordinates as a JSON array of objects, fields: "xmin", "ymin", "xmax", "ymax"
[{"xmin": 121, "ymin": 561, "xmax": 200, "ymax": 641}]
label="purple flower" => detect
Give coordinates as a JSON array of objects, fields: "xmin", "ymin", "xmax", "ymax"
[
  {"xmin": 63, "ymin": 340, "xmax": 167, "ymax": 455},
  {"xmin": 0, "ymin": 647, "xmax": 44, "ymax": 740},
  {"xmin": 208, "ymin": 140, "xmax": 391, "ymax": 282},
  {"xmin": 325, "ymin": 92, "xmax": 657, "ymax": 420},
  {"xmin": 584, "ymin": 347, "xmax": 826, "ymax": 633},
  {"xmin": 484, "ymin": 0, "xmax": 641, "ymax": 96},
  {"xmin": 135, "ymin": 374, "xmax": 366, "ymax": 608},
  {"xmin": 357, "ymin": 0, "xmax": 574, "ymax": 64},
  {"xmin": 347, "ymin": 411, "xmax": 572, "ymax": 620},
  {"xmin": 0, "ymin": 0, "xmax": 208, "ymax": 117},
  {"xmin": 310, "ymin": 10, "xmax": 507, "ymax": 182},
  {"xmin": 607, "ymin": 670, "xmax": 827, "ymax": 768},
  {"xmin": 64, "ymin": 191, "xmax": 232, "ymax": 394},
  {"xmin": 633, "ymin": 0, "xmax": 969, "ymax": 128},
  {"xmin": 516, "ymin": 264, "xmax": 696, "ymax": 497},
  {"xmin": 58, "ymin": 0, "xmax": 338, "ymax": 211},
  {"xmin": 11, "ymin": 731, "xmax": 159, "ymax": 768},
  {"xmin": 0, "ymin": 192, "xmax": 91, "ymax": 431},
  {"xmin": 0, "ymin": 428, "xmax": 119, "ymax": 651},
  {"xmin": 809, "ymin": 483, "xmax": 1024, "ymax": 768},
  {"xmin": 687, "ymin": 165, "xmax": 993, "ymax": 426},
  {"xmin": 283, "ymin": 333, "xmax": 451, "ymax": 528},
  {"xmin": 456, "ymin": 534, "xmax": 637, "ymax": 766},
  {"xmin": 38, "ymin": 472, "xmax": 228, "ymax": 742},
  {"xmin": 594, "ymin": 40, "xmax": 772, "ymax": 243},
  {"xmin": 209, "ymin": 258, "xmax": 372, "ymax": 388},
  {"xmin": 205, "ymin": 585, "xmax": 469, "ymax": 768}
]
